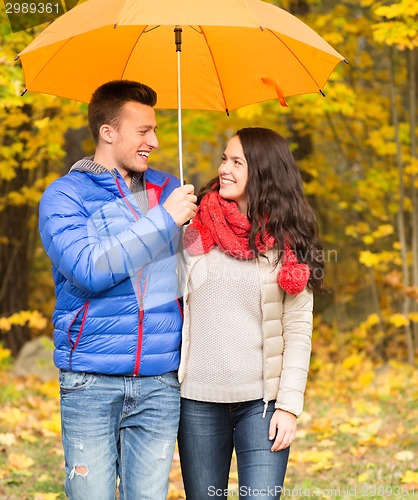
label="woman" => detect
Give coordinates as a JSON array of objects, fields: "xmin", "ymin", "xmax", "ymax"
[{"xmin": 178, "ymin": 127, "xmax": 324, "ymax": 499}]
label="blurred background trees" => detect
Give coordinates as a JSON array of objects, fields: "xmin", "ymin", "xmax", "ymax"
[{"xmin": 0, "ymin": 0, "xmax": 417, "ymax": 364}]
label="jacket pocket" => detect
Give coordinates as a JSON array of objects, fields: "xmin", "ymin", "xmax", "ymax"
[{"xmin": 67, "ymin": 301, "xmax": 90, "ymax": 370}]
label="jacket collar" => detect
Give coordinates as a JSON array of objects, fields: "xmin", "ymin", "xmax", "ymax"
[{"xmin": 69, "ymin": 157, "xmax": 170, "ymax": 200}]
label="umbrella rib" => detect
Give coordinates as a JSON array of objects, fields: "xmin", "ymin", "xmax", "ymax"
[
  {"xmin": 266, "ymin": 29, "xmax": 323, "ymax": 92},
  {"xmin": 23, "ymin": 36, "xmax": 77, "ymax": 88},
  {"xmin": 199, "ymin": 26, "xmax": 229, "ymax": 114},
  {"xmin": 119, "ymin": 25, "xmax": 147, "ymax": 80},
  {"xmin": 237, "ymin": 0, "xmax": 264, "ymax": 28}
]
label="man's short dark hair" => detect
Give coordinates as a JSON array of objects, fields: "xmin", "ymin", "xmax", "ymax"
[{"xmin": 88, "ymin": 80, "xmax": 157, "ymax": 143}]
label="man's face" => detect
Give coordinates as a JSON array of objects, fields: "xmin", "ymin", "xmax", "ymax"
[{"xmin": 111, "ymin": 101, "xmax": 158, "ymax": 176}]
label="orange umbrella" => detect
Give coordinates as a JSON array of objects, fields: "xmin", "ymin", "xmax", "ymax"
[{"xmin": 17, "ymin": 0, "xmax": 346, "ymax": 181}]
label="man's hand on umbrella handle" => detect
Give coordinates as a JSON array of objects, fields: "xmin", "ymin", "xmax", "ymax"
[{"xmin": 163, "ymin": 184, "xmax": 197, "ymax": 226}]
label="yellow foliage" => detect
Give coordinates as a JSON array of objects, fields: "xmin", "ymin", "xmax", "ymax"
[
  {"xmin": 388, "ymin": 313, "xmax": 410, "ymax": 328},
  {"xmin": 408, "ymin": 313, "xmax": 418, "ymax": 323},
  {"xmin": 373, "ymin": 22, "xmax": 418, "ymax": 50},
  {"xmin": 7, "ymin": 452, "xmax": 35, "ymax": 471},
  {"xmin": 33, "ymin": 117, "xmax": 50, "ymax": 130},
  {"xmin": 358, "ymin": 371, "xmax": 375, "ymax": 387},
  {"xmin": 37, "ymin": 380, "xmax": 59, "ymax": 400},
  {"xmin": 357, "ymin": 472, "xmax": 370, "ymax": 483},
  {"xmin": 359, "ymin": 250, "xmax": 379, "ymax": 268},
  {"xmin": 236, "ymin": 103, "xmax": 266, "ymax": 120},
  {"xmin": 375, "ymin": 0, "xmax": 418, "ymax": 18},
  {"xmin": 323, "ymin": 32, "xmax": 345, "ymax": 47},
  {"xmin": 366, "ymin": 126, "xmax": 398, "ymax": 156},
  {"xmin": 362, "ymin": 235, "xmax": 374, "ymax": 245},
  {"xmin": 0, "ymin": 310, "xmax": 47, "ymax": 332},
  {"xmin": 290, "ymin": 448, "xmax": 335, "ymax": 465},
  {"xmin": 2, "ymin": 112, "xmax": 31, "ymax": 129},
  {"xmin": 359, "ymin": 250, "xmax": 402, "ymax": 269},
  {"xmin": 353, "ymin": 400, "xmax": 381, "ymax": 416},
  {"xmin": 41, "ymin": 413, "xmax": 61, "ymax": 435},
  {"xmin": 405, "ymin": 158, "xmax": 418, "ymax": 176},
  {"xmin": 0, "ymin": 346, "xmax": 12, "ymax": 362},
  {"xmin": 364, "ymin": 314, "xmax": 381, "ymax": 328},
  {"xmin": 401, "ymin": 470, "xmax": 418, "ymax": 484},
  {"xmin": 19, "ymin": 431, "xmax": 38, "ymax": 443},
  {"xmin": 342, "ymin": 353, "xmax": 364, "ymax": 370},
  {"xmin": 307, "ymin": 461, "xmax": 334, "ymax": 473},
  {"xmin": 338, "ymin": 423, "xmax": 359, "ymax": 434},
  {"xmin": 372, "ymin": 224, "xmax": 394, "ymax": 239},
  {"xmin": 373, "ymin": 0, "xmax": 418, "ymax": 50},
  {"xmin": 0, "ymin": 407, "xmax": 26, "ymax": 427}
]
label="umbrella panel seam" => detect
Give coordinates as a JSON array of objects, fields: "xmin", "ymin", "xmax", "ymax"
[{"xmin": 266, "ymin": 29, "xmax": 322, "ymax": 93}]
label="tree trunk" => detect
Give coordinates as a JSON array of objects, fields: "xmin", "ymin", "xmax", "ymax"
[
  {"xmin": 388, "ymin": 46, "xmax": 414, "ymax": 364},
  {"xmin": 0, "ymin": 171, "xmax": 33, "ymax": 356},
  {"xmin": 408, "ymin": 48, "xmax": 418, "ymax": 351}
]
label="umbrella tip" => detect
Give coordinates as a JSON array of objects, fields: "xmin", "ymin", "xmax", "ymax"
[
  {"xmin": 114, "ymin": 24, "xmax": 117, "ymax": 29},
  {"xmin": 226, "ymin": 108, "xmax": 230, "ymax": 116},
  {"xmin": 21, "ymin": 89, "xmax": 27, "ymax": 97},
  {"xmin": 319, "ymin": 89, "xmax": 326, "ymax": 97},
  {"xmin": 344, "ymin": 59, "xmax": 349, "ymax": 64},
  {"xmin": 14, "ymin": 55, "xmax": 19, "ymax": 61}
]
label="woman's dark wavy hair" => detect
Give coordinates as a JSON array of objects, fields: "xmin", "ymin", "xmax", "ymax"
[{"xmin": 198, "ymin": 127, "xmax": 325, "ymax": 292}]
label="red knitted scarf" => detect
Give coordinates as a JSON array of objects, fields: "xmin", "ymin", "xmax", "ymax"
[{"xmin": 184, "ymin": 191, "xmax": 310, "ymax": 294}]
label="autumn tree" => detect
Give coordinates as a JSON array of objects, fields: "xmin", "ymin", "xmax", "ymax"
[{"xmin": 0, "ymin": 15, "xmax": 85, "ymax": 355}]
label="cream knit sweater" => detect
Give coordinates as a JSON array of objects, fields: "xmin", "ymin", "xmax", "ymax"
[
  {"xmin": 179, "ymin": 248, "xmax": 314, "ymax": 417},
  {"xmin": 180, "ymin": 248, "xmax": 264, "ymax": 403}
]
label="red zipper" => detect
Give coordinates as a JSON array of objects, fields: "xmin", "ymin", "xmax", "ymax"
[
  {"xmin": 115, "ymin": 176, "xmax": 139, "ymax": 221},
  {"xmin": 114, "ymin": 174, "xmax": 170, "ymax": 375},
  {"xmin": 115, "ymin": 175, "xmax": 144, "ymax": 375},
  {"xmin": 133, "ymin": 270, "xmax": 149, "ymax": 375}
]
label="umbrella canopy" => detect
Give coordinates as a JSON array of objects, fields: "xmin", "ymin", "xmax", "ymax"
[{"xmin": 18, "ymin": 0, "xmax": 345, "ymax": 111}]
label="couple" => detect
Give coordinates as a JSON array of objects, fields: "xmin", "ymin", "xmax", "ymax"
[{"xmin": 39, "ymin": 80, "xmax": 323, "ymax": 500}]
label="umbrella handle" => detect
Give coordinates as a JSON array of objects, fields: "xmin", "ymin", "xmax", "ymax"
[{"xmin": 175, "ymin": 26, "xmax": 184, "ymax": 186}]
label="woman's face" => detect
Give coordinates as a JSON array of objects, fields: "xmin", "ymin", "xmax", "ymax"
[{"xmin": 218, "ymin": 136, "xmax": 249, "ymax": 214}]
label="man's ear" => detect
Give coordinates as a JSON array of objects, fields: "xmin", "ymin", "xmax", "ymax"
[{"xmin": 99, "ymin": 124, "xmax": 114, "ymax": 144}]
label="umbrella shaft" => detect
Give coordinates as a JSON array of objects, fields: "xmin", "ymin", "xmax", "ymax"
[{"xmin": 177, "ymin": 48, "xmax": 184, "ymax": 185}]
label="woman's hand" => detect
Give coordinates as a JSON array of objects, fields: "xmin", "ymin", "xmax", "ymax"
[{"xmin": 269, "ymin": 409, "xmax": 297, "ymax": 451}]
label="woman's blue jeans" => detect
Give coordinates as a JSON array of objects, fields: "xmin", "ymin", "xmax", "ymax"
[
  {"xmin": 59, "ymin": 370, "xmax": 180, "ymax": 500},
  {"xmin": 178, "ymin": 398, "xmax": 289, "ymax": 499}
]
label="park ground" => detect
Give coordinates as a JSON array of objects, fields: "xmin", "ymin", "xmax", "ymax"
[{"xmin": 0, "ymin": 347, "xmax": 417, "ymax": 499}]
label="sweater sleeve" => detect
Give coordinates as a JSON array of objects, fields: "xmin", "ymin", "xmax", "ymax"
[
  {"xmin": 39, "ymin": 180, "xmax": 178, "ymax": 295},
  {"xmin": 275, "ymin": 287, "xmax": 313, "ymax": 417}
]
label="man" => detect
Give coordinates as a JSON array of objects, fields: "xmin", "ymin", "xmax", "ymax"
[{"xmin": 39, "ymin": 80, "xmax": 197, "ymax": 500}]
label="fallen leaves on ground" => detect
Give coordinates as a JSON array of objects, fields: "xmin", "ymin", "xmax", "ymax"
[{"xmin": 0, "ymin": 356, "xmax": 417, "ymax": 499}]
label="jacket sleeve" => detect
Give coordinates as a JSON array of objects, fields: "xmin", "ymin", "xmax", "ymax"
[
  {"xmin": 39, "ymin": 180, "xmax": 178, "ymax": 294},
  {"xmin": 275, "ymin": 287, "xmax": 313, "ymax": 417}
]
